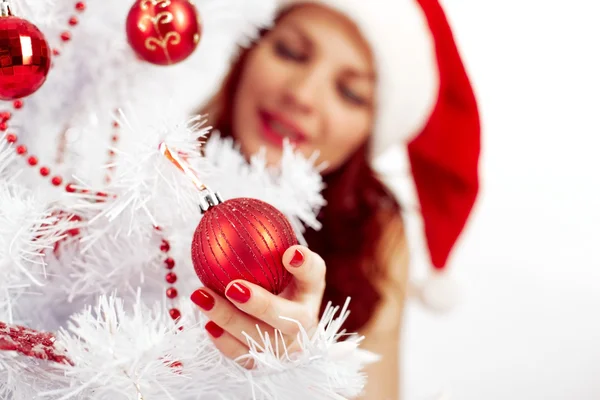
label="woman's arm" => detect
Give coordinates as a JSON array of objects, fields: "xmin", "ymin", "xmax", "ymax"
[
  {"xmin": 358, "ymin": 216, "xmax": 409, "ymax": 400},
  {"xmin": 360, "ymin": 327, "xmax": 401, "ymax": 400},
  {"xmin": 358, "ymin": 286, "xmax": 406, "ymax": 400}
]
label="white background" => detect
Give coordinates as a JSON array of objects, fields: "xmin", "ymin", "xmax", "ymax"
[{"xmin": 402, "ymin": 1, "xmax": 600, "ymax": 399}]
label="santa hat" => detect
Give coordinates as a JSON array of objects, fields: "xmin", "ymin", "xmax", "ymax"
[{"xmin": 277, "ymin": 0, "xmax": 481, "ymax": 311}]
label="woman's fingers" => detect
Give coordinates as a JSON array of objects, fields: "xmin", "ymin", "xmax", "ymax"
[
  {"xmin": 204, "ymin": 321, "xmax": 254, "ymax": 368},
  {"xmin": 282, "ymin": 245, "xmax": 326, "ymax": 305},
  {"xmin": 193, "ymin": 246, "xmax": 326, "ymax": 364},
  {"xmin": 224, "ymin": 280, "xmax": 316, "ymax": 335},
  {"xmin": 191, "ymin": 288, "xmax": 272, "ymax": 345}
]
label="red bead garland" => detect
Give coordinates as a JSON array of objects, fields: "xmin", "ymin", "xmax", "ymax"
[
  {"xmin": 1, "ymin": 104, "xmax": 68, "ymax": 187},
  {"xmin": 160, "ymin": 240, "xmax": 170, "ymax": 252},
  {"xmin": 169, "ymin": 308, "xmax": 181, "ymax": 320},
  {"xmin": 165, "ymin": 257, "xmax": 175, "ymax": 269},
  {"xmin": 39, "ymin": 166, "xmax": 50, "ymax": 177},
  {"xmin": 50, "ymin": 2, "xmax": 87, "ymax": 59},
  {"xmin": 104, "ymin": 113, "xmax": 119, "ymax": 184},
  {"xmin": 156, "ymin": 234, "xmax": 182, "ymax": 324},
  {"xmin": 166, "ymin": 272, "xmax": 177, "ymax": 284}
]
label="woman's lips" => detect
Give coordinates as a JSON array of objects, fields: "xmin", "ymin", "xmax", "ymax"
[{"xmin": 258, "ymin": 110, "xmax": 308, "ymax": 148}]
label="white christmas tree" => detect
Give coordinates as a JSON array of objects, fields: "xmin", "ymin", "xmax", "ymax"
[{"xmin": 0, "ymin": 0, "xmax": 373, "ymax": 398}]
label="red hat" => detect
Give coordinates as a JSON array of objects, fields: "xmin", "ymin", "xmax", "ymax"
[{"xmin": 277, "ymin": 0, "xmax": 481, "ymax": 310}]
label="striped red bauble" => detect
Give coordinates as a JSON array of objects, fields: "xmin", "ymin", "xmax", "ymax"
[{"xmin": 191, "ymin": 198, "xmax": 298, "ymax": 296}]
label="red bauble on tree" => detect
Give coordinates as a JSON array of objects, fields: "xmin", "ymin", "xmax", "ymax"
[
  {"xmin": 126, "ymin": 0, "xmax": 201, "ymax": 66},
  {"xmin": 0, "ymin": 4, "xmax": 51, "ymax": 100},
  {"xmin": 159, "ymin": 143, "xmax": 298, "ymax": 296},
  {"xmin": 191, "ymin": 196, "xmax": 298, "ymax": 297}
]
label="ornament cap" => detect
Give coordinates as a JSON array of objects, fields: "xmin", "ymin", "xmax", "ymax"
[
  {"xmin": 0, "ymin": 1, "xmax": 12, "ymax": 17},
  {"xmin": 199, "ymin": 190, "xmax": 224, "ymax": 213}
]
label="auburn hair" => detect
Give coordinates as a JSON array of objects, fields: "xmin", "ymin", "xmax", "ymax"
[{"xmin": 200, "ymin": 26, "xmax": 406, "ymax": 333}]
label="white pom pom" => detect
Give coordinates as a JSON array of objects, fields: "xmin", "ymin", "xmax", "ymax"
[{"xmin": 416, "ymin": 272, "xmax": 461, "ymax": 313}]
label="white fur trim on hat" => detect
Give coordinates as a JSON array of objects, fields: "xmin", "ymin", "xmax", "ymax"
[{"xmin": 277, "ymin": 0, "xmax": 440, "ymax": 157}]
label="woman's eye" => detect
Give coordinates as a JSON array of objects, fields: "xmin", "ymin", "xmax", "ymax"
[
  {"xmin": 338, "ymin": 83, "xmax": 367, "ymax": 106},
  {"xmin": 274, "ymin": 40, "xmax": 306, "ymax": 62}
]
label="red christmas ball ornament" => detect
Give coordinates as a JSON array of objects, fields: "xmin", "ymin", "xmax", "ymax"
[
  {"xmin": 191, "ymin": 195, "xmax": 298, "ymax": 296},
  {"xmin": 0, "ymin": 5, "xmax": 51, "ymax": 100},
  {"xmin": 126, "ymin": 0, "xmax": 201, "ymax": 66}
]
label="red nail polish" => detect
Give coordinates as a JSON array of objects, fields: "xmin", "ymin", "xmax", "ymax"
[
  {"xmin": 226, "ymin": 282, "xmax": 251, "ymax": 303},
  {"xmin": 205, "ymin": 321, "xmax": 224, "ymax": 338},
  {"xmin": 191, "ymin": 289, "xmax": 215, "ymax": 311},
  {"xmin": 290, "ymin": 249, "xmax": 304, "ymax": 267}
]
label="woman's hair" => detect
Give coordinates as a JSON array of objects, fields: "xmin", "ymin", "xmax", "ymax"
[{"xmin": 200, "ymin": 25, "xmax": 406, "ymax": 333}]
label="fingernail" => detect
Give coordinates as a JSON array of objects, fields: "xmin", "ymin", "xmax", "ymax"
[
  {"xmin": 290, "ymin": 249, "xmax": 304, "ymax": 267},
  {"xmin": 191, "ymin": 289, "xmax": 215, "ymax": 311},
  {"xmin": 205, "ymin": 321, "xmax": 224, "ymax": 338},
  {"xmin": 226, "ymin": 282, "xmax": 251, "ymax": 303}
]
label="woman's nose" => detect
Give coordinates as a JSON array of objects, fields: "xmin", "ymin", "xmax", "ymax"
[{"xmin": 281, "ymin": 67, "xmax": 325, "ymax": 113}]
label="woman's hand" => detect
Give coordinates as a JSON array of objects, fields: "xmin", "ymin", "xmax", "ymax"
[{"xmin": 190, "ymin": 245, "xmax": 326, "ymax": 365}]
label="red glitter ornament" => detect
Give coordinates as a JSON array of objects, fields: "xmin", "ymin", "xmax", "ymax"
[
  {"xmin": 126, "ymin": 0, "xmax": 201, "ymax": 66},
  {"xmin": 0, "ymin": 6, "xmax": 51, "ymax": 100},
  {"xmin": 191, "ymin": 197, "xmax": 298, "ymax": 296},
  {"xmin": 0, "ymin": 321, "xmax": 71, "ymax": 364}
]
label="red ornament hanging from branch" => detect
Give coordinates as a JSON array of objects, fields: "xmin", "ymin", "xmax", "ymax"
[
  {"xmin": 126, "ymin": 0, "xmax": 202, "ymax": 66},
  {"xmin": 192, "ymin": 196, "xmax": 297, "ymax": 296},
  {"xmin": 160, "ymin": 144, "xmax": 298, "ymax": 297},
  {"xmin": 0, "ymin": 1, "xmax": 51, "ymax": 100}
]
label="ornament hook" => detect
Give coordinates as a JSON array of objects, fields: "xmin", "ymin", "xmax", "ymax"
[
  {"xmin": 159, "ymin": 142, "xmax": 207, "ymax": 191},
  {"xmin": 0, "ymin": 1, "xmax": 12, "ymax": 17},
  {"xmin": 159, "ymin": 142, "xmax": 223, "ymax": 213}
]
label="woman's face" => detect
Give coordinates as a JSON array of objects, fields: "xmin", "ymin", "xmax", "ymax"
[{"xmin": 231, "ymin": 4, "xmax": 375, "ymax": 171}]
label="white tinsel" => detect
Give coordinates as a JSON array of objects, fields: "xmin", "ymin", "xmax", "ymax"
[
  {"xmin": 8, "ymin": 0, "xmax": 61, "ymax": 28},
  {"xmin": 0, "ymin": 136, "xmax": 15, "ymax": 179},
  {"xmin": 0, "ymin": 179, "xmax": 75, "ymax": 324},
  {"xmin": 0, "ymin": 294, "xmax": 370, "ymax": 400},
  {"xmin": 201, "ymin": 134, "xmax": 326, "ymax": 241},
  {"xmin": 72, "ymin": 107, "xmax": 207, "ymax": 237}
]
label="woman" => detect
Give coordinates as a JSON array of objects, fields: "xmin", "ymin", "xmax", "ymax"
[{"xmin": 190, "ymin": 0, "xmax": 481, "ymax": 398}]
